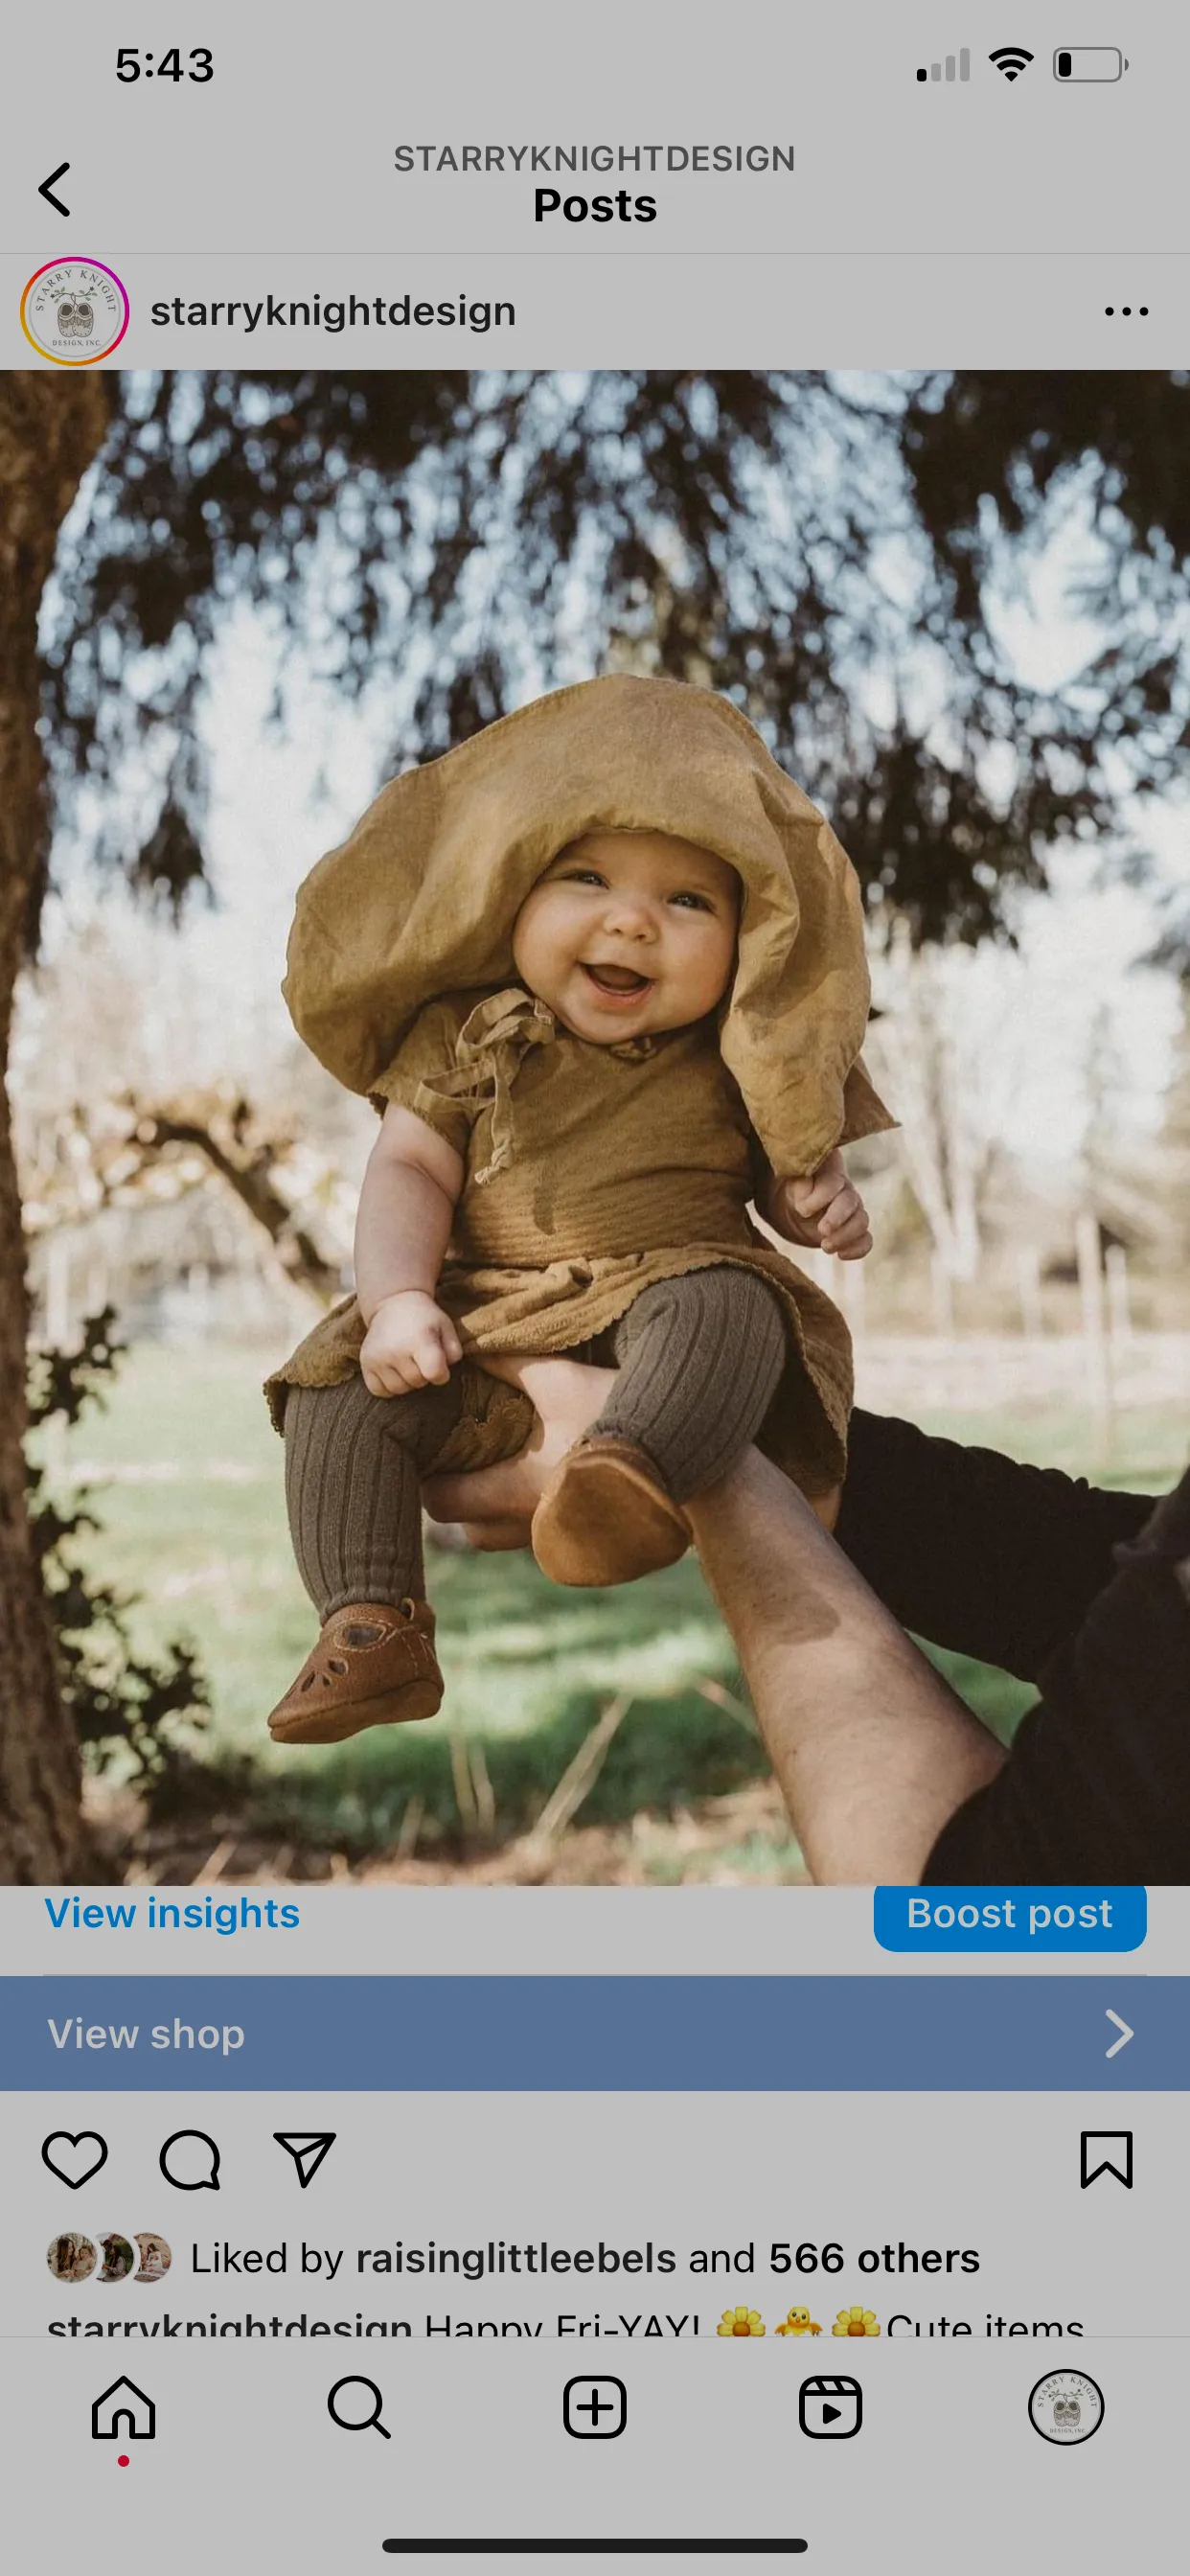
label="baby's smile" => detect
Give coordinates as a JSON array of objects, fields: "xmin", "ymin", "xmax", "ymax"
[{"xmin": 580, "ymin": 958, "xmax": 654, "ymax": 1003}]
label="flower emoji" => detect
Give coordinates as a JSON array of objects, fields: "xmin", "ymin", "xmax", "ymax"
[
  {"xmin": 718, "ymin": 2306, "xmax": 766, "ymax": 2337},
  {"xmin": 775, "ymin": 2305, "xmax": 822, "ymax": 2336},
  {"xmin": 832, "ymin": 2306, "xmax": 881, "ymax": 2337}
]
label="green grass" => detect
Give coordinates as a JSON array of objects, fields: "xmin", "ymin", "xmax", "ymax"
[
  {"xmin": 48, "ymin": 1345, "xmax": 760, "ymax": 1850},
  {"xmin": 48, "ymin": 1343, "xmax": 1185, "ymax": 1855}
]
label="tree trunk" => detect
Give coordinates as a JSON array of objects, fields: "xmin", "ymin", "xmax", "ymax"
[
  {"xmin": 0, "ymin": 372, "xmax": 113, "ymax": 1880},
  {"xmin": 870, "ymin": 938, "xmax": 990, "ymax": 1285}
]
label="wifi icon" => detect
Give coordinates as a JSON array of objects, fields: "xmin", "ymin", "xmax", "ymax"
[{"xmin": 990, "ymin": 45, "xmax": 1034, "ymax": 80}]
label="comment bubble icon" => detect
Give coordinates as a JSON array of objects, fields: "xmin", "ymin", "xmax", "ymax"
[{"xmin": 158, "ymin": 2129, "xmax": 220, "ymax": 2191}]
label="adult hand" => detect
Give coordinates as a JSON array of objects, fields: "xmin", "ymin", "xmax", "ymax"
[{"xmin": 423, "ymin": 1352, "xmax": 616, "ymax": 1549}]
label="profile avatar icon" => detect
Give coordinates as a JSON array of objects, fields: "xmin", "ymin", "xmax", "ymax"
[
  {"xmin": 47, "ymin": 2231, "xmax": 97, "ymax": 2284},
  {"xmin": 1027, "ymin": 2368, "xmax": 1105, "ymax": 2445},
  {"xmin": 134, "ymin": 2232, "xmax": 172, "ymax": 2284},
  {"xmin": 99, "ymin": 2232, "xmax": 135, "ymax": 2283}
]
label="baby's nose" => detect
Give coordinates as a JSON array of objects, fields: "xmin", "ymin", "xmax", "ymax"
[{"xmin": 601, "ymin": 893, "xmax": 656, "ymax": 936}]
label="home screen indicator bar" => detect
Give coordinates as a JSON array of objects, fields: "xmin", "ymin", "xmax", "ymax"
[{"xmin": 380, "ymin": 2545, "xmax": 809, "ymax": 2559}]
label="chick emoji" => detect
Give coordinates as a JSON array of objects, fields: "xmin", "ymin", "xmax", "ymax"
[{"xmin": 775, "ymin": 2305, "xmax": 823, "ymax": 2336}]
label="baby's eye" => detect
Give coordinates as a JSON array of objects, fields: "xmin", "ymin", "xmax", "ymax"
[
  {"xmin": 559, "ymin": 867, "xmax": 606, "ymax": 888},
  {"xmin": 669, "ymin": 890, "xmax": 713, "ymax": 912}
]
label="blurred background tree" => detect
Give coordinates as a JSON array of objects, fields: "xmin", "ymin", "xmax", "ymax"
[
  {"xmin": 1156, "ymin": 983, "xmax": 1190, "ymax": 1270},
  {"xmin": 2, "ymin": 365, "xmax": 1188, "ymax": 1876}
]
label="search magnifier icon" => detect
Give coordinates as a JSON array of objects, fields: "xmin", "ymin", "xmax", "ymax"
[{"xmin": 328, "ymin": 2375, "xmax": 391, "ymax": 2438}]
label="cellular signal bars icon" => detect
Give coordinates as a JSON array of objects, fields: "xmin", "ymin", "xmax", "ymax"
[{"xmin": 917, "ymin": 50, "xmax": 971, "ymax": 82}]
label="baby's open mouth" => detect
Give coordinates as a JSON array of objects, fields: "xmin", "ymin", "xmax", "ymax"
[{"xmin": 581, "ymin": 961, "xmax": 652, "ymax": 998}]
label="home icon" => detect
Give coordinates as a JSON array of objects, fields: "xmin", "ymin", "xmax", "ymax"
[{"xmin": 92, "ymin": 2378, "xmax": 156, "ymax": 2441}]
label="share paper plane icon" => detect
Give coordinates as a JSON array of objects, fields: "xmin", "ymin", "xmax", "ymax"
[{"xmin": 273, "ymin": 2131, "xmax": 337, "ymax": 2189}]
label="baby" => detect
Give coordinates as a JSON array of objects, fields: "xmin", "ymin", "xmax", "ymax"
[{"xmin": 264, "ymin": 675, "xmax": 891, "ymax": 1746}]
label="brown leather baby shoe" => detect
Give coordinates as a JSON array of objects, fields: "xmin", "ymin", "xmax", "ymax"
[
  {"xmin": 531, "ymin": 1437, "xmax": 692, "ymax": 1588},
  {"xmin": 267, "ymin": 1599, "xmax": 443, "ymax": 1745}
]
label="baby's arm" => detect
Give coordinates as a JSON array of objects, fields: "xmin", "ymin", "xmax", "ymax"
[
  {"xmin": 766, "ymin": 1149, "xmax": 872, "ymax": 1261},
  {"xmin": 355, "ymin": 1104, "xmax": 466, "ymax": 1395}
]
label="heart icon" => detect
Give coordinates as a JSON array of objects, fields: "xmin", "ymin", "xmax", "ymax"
[{"xmin": 41, "ymin": 2130, "xmax": 108, "ymax": 2190}]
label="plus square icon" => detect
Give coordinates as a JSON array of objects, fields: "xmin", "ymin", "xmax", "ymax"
[{"xmin": 563, "ymin": 2376, "xmax": 628, "ymax": 2438}]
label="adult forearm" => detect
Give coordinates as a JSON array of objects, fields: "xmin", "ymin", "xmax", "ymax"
[
  {"xmin": 355, "ymin": 1162, "xmax": 456, "ymax": 1324},
  {"xmin": 686, "ymin": 1447, "xmax": 1005, "ymax": 1885}
]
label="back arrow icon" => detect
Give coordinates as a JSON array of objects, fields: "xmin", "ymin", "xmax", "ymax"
[
  {"xmin": 1105, "ymin": 2010, "xmax": 1133, "ymax": 2058},
  {"xmin": 38, "ymin": 162, "xmax": 71, "ymax": 218}
]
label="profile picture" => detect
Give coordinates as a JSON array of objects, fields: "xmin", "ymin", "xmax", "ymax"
[
  {"xmin": 47, "ymin": 2232, "xmax": 98, "ymax": 2284},
  {"xmin": 134, "ymin": 2231, "xmax": 172, "ymax": 2283},
  {"xmin": 98, "ymin": 2232, "xmax": 135, "ymax": 2283}
]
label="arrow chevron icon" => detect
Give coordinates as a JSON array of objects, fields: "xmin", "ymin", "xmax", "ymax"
[
  {"xmin": 1104, "ymin": 2010, "xmax": 1133, "ymax": 2058},
  {"xmin": 38, "ymin": 162, "xmax": 71, "ymax": 218}
]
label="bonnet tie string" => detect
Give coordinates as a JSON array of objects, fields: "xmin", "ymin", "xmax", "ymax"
[{"xmin": 416, "ymin": 986, "xmax": 556, "ymax": 1185}]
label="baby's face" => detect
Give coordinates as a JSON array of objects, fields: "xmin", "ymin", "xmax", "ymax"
[{"xmin": 512, "ymin": 830, "xmax": 740, "ymax": 1043}]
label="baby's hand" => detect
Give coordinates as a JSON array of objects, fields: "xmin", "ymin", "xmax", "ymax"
[
  {"xmin": 359, "ymin": 1291, "xmax": 463, "ymax": 1396},
  {"xmin": 767, "ymin": 1151, "xmax": 873, "ymax": 1261}
]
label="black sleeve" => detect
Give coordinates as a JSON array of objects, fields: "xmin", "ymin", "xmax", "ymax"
[
  {"xmin": 835, "ymin": 1409, "xmax": 1156, "ymax": 1685},
  {"xmin": 922, "ymin": 1545, "xmax": 1190, "ymax": 1886}
]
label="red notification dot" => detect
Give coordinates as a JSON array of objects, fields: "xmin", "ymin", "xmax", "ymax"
[{"xmin": 118, "ymin": 2456, "xmax": 130, "ymax": 2467}]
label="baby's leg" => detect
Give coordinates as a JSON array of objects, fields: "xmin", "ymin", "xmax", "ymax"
[
  {"xmin": 598, "ymin": 1270, "xmax": 787, "ymax": 1501},
  {"xmin": 283, "ymin": 1373, "xmax": 463, "ymax": 1618},
  {"xmin": 532, "ymin": 1268, "xmax": 787, "ymax": 1588},
  {"xmin": 269, "ymin": 1373, "xmax": 462, "ymax": 1745}
]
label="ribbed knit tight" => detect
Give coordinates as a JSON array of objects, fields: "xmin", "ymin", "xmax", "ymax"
[
  {"xmin": 283, "ymin": 1267, "xmax": 787, "ymax": 1619},
  {"xmin": 592, "ymin": 1267, "xmax": 787, "ymax": 1502}
]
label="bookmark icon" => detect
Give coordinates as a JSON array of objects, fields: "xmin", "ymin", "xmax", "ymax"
[{"xmin": 1080, "ymin": 2130, "xmax": 1133, "ymax": 2190}]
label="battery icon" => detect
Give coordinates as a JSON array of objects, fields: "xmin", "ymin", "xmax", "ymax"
[{"xmin": 1053, "ymin": 47, "xmax": 1128, "ymax": 80}]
